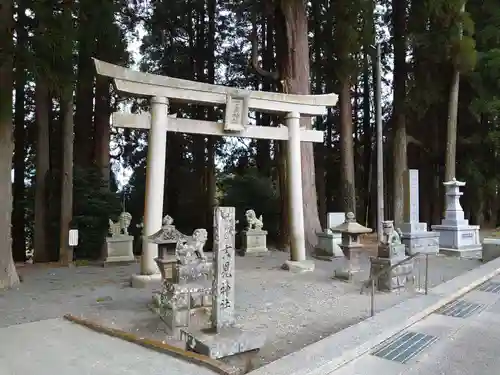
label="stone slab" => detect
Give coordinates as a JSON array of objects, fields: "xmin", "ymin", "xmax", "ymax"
[
  {"xmin": 0, "ymin": 318, "xmax": 218, "ymax": 375},
  {"xmin": 281, "ymin": 260, "xmax": 315, "ymax": 273},
  {"xmin": 401, "ymin": 231, "xmax": 440, "ymax": 256},
  {"xmin": 439, "ymin": 246, "xmax": 483, "ymax": 259},
  {"xmin": 247, "ymin": 256, "xmax": 500, "ymax": 375},
  {"xmin": 182, "ymin": 327, "xmax": 266, "ymax": 359},
  {"xmin": 482, "ymin": 238, "xmax": 500, "ymax": 263}
]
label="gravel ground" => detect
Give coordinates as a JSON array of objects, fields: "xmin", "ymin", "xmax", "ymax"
[{"xmin": 0, "ymin": 249, "xmax": 481, "ymax": 371}]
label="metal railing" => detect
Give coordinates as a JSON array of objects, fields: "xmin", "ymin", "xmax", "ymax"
[{"xmin": 361, "ymin": 252, "xmax": 430, "ymax": 317}]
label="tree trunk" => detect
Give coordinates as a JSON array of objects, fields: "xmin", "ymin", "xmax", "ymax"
[
  {"xmin": 392, "ymin": 0, "xmax": 408, "ymax": 227},
  {"xmin": 74, "ymin": 0, "xmax": 95, "ymax": 168},
  {"xmin": 0, "ymin": 0, "xmax": 20, "ymax": 289},
  {"xmin": 33, "ymin": 79, "xmax": 50, "ymax": 263},
  {"xmin": 205, "ymin": 0, "xmax": 216, "ymax": 250},
  {"xmin": 444, "ymin": 3, "xmax": 465, "ymax": 182},
  {"xmin": 12, "ymin": 0, "xmax": 27, "ymax": 262},
  {"xmin": 59, "ymin": 0, "xmax": 74, "ymax": 265},
  {"xmin": 362, "ymin": 53, "xmax": 373, "ymax": 225},
  {"xmin": 276, "ymin": 0, "xmax": 321, "ymax": 252},
  {"xmin": 339, "ymin": 77, "xmax": 357, "ymax": 214},
  {"xmin": 94, "ymin": 76, "xmax": 111, "ymax": 184}
]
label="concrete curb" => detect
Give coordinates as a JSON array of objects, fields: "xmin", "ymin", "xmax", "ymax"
[
  {"xmin": 63, "ymin": 314, "xmax": 238, "ymax": 375},
  {"xmin": 249, "ymin": 256, "xmax": 500, "ymax": 375}
]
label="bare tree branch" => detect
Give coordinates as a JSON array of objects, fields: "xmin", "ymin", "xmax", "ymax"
[{"xmin": 250, "ymin": 3, "xmax": 280, "ymax": 81}]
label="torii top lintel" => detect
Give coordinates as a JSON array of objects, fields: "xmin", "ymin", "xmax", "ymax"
[{"xmin": 93, "ymin": 59, "xmax": 338, "ymax": 116}]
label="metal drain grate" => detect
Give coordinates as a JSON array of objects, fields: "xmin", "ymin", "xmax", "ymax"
[
  {"xmin": 478, "ymin": 282, "xmax": 500, "ymax": 294},
  {"xmin": 436, "ymin": 299, "xmax": 484, "ymax": 318},
  {"xmin": 372, "ymin": 331, "xmax": 438, "ymax": 363}
]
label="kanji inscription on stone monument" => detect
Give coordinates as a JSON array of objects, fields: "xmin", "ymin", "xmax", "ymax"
[
  {"xmin": 404, "ymin": 169, "xmax": 420, "ymax": 223},
  {"xmin": 212, "ymin": 206, "xmax": 236, "ymax": 329},
  {"xmin": 224, "ymin": 93, "xmax": 249, "ymax": 132}
]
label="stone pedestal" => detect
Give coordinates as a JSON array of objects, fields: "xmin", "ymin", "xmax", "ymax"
[
  {"xmin": 240, "ymin": 230, "xmax": 268, "ymax": 256},
  {"xmin": 369, "ymin": 221, "xmax": 414, "ymax": 292},
  {"xmin": 151, "ymin": 258, "xmax": 213, "ymax": 334},
  {"xmin": 482, "ymin": 238, "xmax": 500, "ymax": 262},
  {"xmin": 401, "ymin": 230, "xmax": 440, "ymax": 255},
  {"xmin": 103, "ymin": 236, "xmax": 135, "ymax": 265},
  {"xmin": 334, "ymin": 245, "xmax": 363, "ymax": 281},
  {"xmin": 370, "ymin": 257, "xmax": 414, "ymax": 291},
  {"xmin": 315, "ymin": 212, "xmax": 344, "ymax": 258},
  {"xmin": 431, "ymin": 178, "xmax": 482, "ymax": 258},
  {"xmin": 315, "ymin": 232, "xmax": 343, "ymax": 258}
]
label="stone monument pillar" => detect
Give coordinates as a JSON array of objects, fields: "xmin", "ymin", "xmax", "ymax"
[
  {"xmin": 240, "ymin": 209, "xmax": 268, "ymax": 256},
  {"xmin": 400, "ymin": 169, "xmax": 440, "ymax": 255},
  {"xmin": 315, "ymin": 212, "xmax": 345, "ymax": 259},
  {"xmin": 104, "ymin": 212, "xmax": 135, "ymax": 265},
  {"xmin": 370, "ymin": 221, "xmax": 414, "ymax": 291},
  {"xmin": 332, "ymin": 212, "xmax": 372, "ymax": 281},
  {"xmin": 181, "ymin": 207, "xmax": 265, "ymax": 359},
  {"xmin": 431, "ymin": 178, "xmax": 482, "ymax": 258}
]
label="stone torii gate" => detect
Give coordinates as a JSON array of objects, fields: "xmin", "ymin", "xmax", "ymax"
[{"xmin": 94, "ymin": 59, "xmax": 338, "ymax": 287}]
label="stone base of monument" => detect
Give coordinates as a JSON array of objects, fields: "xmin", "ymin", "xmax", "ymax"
[
  {"xmin": 103, "ymin": 236, "xmax": 135, "ymax": 265},
  {"xmin": 281, "ymin": 259, "xmax": 315, "ymax": 273},
  {"xmin": 151, "ymin": 290, "xmax": 212, "ymax": 337},
  {"xmin": 333, "ymin": 246, "xmax": 362, "ymax": 281},
  {"xmin": 401, "ymin": 230, "xmax": 440, "ymax": 256},
  {"xmin": 482, "ymin": 238, "xmax": 500, "ymax": 262},
  {"xmin": 431, "ymin": 224, "xmax": 482, "ymax": 259},
  {"xmin": 439, "ymin": 245, "xmax": 483, "ymax": 259},
  {"xmin": 314, "ymin": 232, "xmax": 343, "ymax": 260},
  {"xmin": 369, "ymin": 257, "xmax": 414, "ymax": 291},
  {"xmin": 181, "ymin": 326, "xmax": 266, "ymax": 359},
  {"xmin": 239, "ymin": 230, "xmax": 268, "ymax": 256},
  {"xmin": 130, "ymin": 273, "xmax": 162, "ymax": 288}
]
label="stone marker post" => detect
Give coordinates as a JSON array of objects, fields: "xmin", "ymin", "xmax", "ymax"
[
  {"xmin": 400, "ymin": 169, "xmax": 439, "ymax": 255},
  {"xmin": 212, "ymin": 206, "xmax": 236, "ymax": 329},
  {"xmin": 181, "ymin": 207, "xmax": 265, "ymax": 359}
]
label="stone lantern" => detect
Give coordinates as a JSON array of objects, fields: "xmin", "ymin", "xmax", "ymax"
[
  {"xmin": 148, "ymin": 215, "xmax": 188, "ymax": 280},
  {"xmin": 331, "ymin": 212, "xmax": 372, "ymax": 280}
]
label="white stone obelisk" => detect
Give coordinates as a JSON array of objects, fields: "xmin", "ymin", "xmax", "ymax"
[
  {"xmin": 131, "ymin": 96, "xmax": 168, "ymax": 287},
  {"xmin": 283, "ymin": 112, "xmax": 314, "ymax": 272}
]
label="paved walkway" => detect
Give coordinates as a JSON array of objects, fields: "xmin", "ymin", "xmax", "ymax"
[
  {"xmin": 0, "ymin": 318, "xmax": 217, "ymax": 375},
  {"xmin": 329, "ymin": 274, "xmax": 500, "ymax": 375}
]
